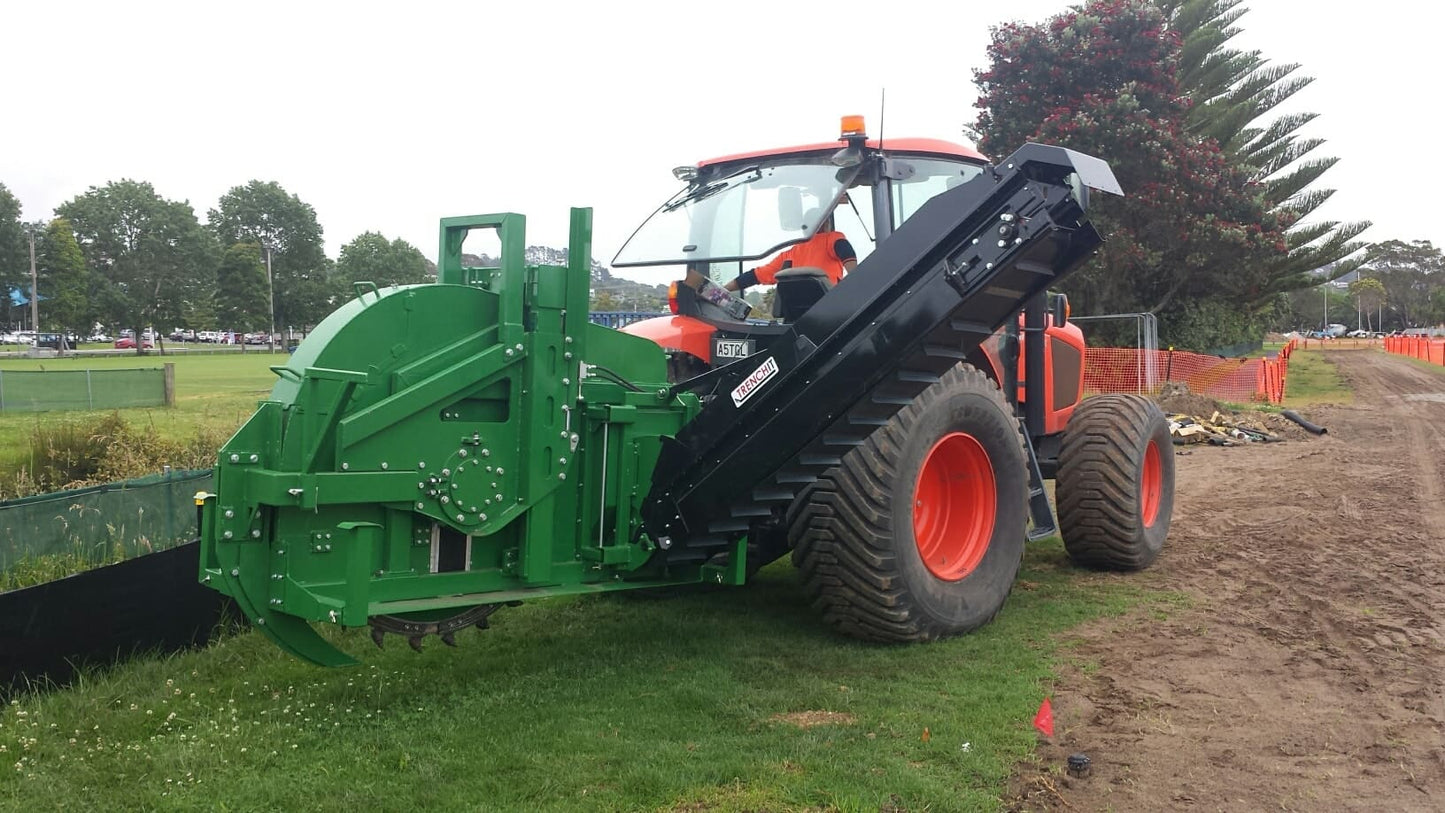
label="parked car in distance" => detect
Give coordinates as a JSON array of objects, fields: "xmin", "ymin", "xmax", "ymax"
[{"xmin": 114, "ymin": 337, "xmax": 154, "ymax": 349}]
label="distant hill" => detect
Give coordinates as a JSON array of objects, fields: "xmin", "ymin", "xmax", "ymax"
[{"xmin": 462, "ymin": 246, "xmax": 667, "ymax": 311}]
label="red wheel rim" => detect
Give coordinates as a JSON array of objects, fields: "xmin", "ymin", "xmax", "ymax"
[
  {"xmin": 912, "ymin": 432, "xmax": 996, "ymax": 581},
  {"xmin": 1140, "ymin": 439, "xmax": 1162, "ymax": 527}
]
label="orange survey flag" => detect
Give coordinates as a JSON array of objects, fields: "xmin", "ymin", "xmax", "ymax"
[{"xmin": 1033, "ymin": 698, "xmax": 1054, "ymax": 738}]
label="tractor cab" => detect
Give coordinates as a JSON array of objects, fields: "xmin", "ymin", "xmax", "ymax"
[{"xmin": 615, "ymin": 116, "xmax": 990, "ymax": 371}]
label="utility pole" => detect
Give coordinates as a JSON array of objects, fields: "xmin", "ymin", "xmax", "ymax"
[
  {"xmin": 27, "ymin": 225, "xmax": 38, "ymax": 333},
  {"xmin": 263, "ymin": 243, "xmax": 276, "ymax": 353}
]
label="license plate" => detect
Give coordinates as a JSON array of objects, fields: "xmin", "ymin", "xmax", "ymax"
[{"xmin": 713, "ymin": 338, "xmax": 755, "ymax": 360}]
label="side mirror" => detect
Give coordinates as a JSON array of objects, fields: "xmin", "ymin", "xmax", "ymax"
[
  {"xmin": 1051, "ymin": 292, "xmax": 1069, "ymax": 328},
  {"xmin": 778, "ymin": 187, "xmax": 803, "ymax": 231}
]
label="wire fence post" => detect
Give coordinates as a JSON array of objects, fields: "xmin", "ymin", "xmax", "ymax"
[
  {"xmin": 163, "ymin": 466, "xmax": 174, "ymax": 545},
  {"xmin": 1072, "ymin": 312, "xmax": 1161, "ymax": 394}
]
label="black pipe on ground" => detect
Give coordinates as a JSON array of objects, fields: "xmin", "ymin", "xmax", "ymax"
[{"xmin": 1281, "ymin": 410, "xmax": 1328, "ymax": 435}]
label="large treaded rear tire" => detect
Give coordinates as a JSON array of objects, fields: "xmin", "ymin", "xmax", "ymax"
[
  {"xmin": 1056, "ymin": 394, "xmax": 1174, "ymax": 570},
  {"xmin": 789, "ymin": 364, "xmax": 1028, "ymax": 642}
]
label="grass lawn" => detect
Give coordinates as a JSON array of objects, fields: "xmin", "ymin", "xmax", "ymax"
[
  {"xmin": 0, "ymin": 538, "xmax": 1172, "ymax": 811},
  {"xmin": 1282, "ymin": 348, "xmax": 1352, "ymax": 407},
  {"xmin": 0, "ymin": 353, "xmax": 281, "ymax": 485}
]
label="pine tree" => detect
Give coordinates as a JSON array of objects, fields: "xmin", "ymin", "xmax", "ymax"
[{"xmin": 1162, "ymin": 0, "xmax": 1370, "ymax": 294}]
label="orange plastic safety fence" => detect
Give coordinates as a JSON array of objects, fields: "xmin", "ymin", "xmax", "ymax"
[
  {"xmin": 1384, "ymin": 335, "xmax": 1445, "ymax": 366},
  {"xmin": 1298, "ymin": 338, "xmax": 1382, "ymax": 350},
  {"xmin": 1083, "ymin": 339, "xmax": 1296, "ymax": 404}
]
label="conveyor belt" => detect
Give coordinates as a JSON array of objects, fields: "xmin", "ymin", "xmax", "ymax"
[{"xmin": 641, "ymin": 144, "xmax": 1121, "ymax": 561}]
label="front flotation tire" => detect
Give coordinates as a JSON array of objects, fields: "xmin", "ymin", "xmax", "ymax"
[
  {"xmin": 790, "ymin": 364, "xmax": 1028, "ymax": 641},
  {"xmin": 1055, "ymin": 394, "xmax": 1174, "ymax": 570}
]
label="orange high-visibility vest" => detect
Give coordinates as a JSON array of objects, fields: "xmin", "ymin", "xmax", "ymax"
[{"xmin": 752, "ymin": 230, "xmax": 853, "ymax": 285}]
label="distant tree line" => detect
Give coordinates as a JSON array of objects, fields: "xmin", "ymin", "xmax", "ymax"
[
  {"xmin": 0, "ymin": 177, "xmax": 668, "ymax": 352},
  {"xmin": 0, "ymin": 179, "xmax": 433, "ymax": 352},
  {"xmin": 1272, "ymin": 240, "xmax": 1445, "ymax": 333},
  {"xmin": 465, "ymin": 245, "xmax": 668, "ymax": 312}
]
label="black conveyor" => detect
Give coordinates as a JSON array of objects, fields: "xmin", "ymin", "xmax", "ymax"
[{"xmin": 642, "ymin": 143, "xmax": 1122, "ymax": 561}]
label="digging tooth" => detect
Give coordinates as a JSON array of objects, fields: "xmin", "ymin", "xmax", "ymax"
[
  {"xmin": 440, "ymin": 631, "xmax": 457, "ymax": 647},
  {"xmin": 474, "ymin": 617, "xmax": 490, "ymax": 630},
  {"xmin": 370, "ymin": 626, "xmax": 386, "ymax": 649},
  {"xmin": 407, "ymin": 635, "xmax": 425, "ymax": 653}
]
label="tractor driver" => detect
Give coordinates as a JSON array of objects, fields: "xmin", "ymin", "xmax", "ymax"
[{"xmin": 724, "ymin": 207, "xmax": 858, "ymax": 293}]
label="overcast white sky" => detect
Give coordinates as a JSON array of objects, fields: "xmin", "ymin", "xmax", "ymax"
[{"xmin": 2, "ymin": 0, "xmax": 1435, "ymax": 288}]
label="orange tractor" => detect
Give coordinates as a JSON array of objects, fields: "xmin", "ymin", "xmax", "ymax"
[{"xmin": 185, "ymin": 118, "xmax": 1173, "ymax": 666}]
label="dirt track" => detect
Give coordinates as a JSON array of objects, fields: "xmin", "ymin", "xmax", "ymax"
[{"xmin": 1014, "ymin": 349, "xmax": 1445, "ymax": 811}]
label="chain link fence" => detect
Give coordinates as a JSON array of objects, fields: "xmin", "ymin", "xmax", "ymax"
[{"xmin": 0, "ymin": 365, "xmax": 175, "ymax": 413}]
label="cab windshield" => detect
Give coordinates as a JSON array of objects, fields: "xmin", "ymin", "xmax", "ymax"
[{"xmin": 613, "ymin": 158, "xmax": 862, "ymax": 267}]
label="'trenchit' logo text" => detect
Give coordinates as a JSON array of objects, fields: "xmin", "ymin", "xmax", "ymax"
[{"xmin": 730, "ymin": 356, "xmax": 780, "ymax": 407}]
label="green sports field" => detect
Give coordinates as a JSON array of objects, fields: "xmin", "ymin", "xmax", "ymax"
[{"xmin": 0, "ymin": 353, "xmax": 279, "ymax": 491}]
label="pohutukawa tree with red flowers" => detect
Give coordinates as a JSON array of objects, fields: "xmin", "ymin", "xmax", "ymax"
[{"xmin": 971, "ymin": 0, "xmax": 1366, "ymax": 349}]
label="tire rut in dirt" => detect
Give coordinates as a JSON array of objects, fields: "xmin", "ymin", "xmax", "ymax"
[
  {"xmin": 1019, "ymin": 350, "xmax": 1445, "ymax": 811},
  {"xmin": 1334, "ymin": 351, "xmax": 1445, "ymax": 541},
  {"xmin": 790, "ymin": 364, "xmax": 1027, "ymax": 642},
  {"xmin": 1056, "ymin": 393, "xmax": 1174, "ymax": 570}
]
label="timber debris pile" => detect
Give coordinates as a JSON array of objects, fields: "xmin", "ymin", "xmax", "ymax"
[
  {"xmin": 1153, "ymin": 389, "xmax": 1319, "ymax": 446},
  {"xmin": 1168, "ymin": 412, "xmax": 1282, "ymax": 445}
]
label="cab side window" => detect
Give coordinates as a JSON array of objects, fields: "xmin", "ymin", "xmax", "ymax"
[{"xmin": 891, "ymin": 160, "xmax": 986, "ymax": 230}]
